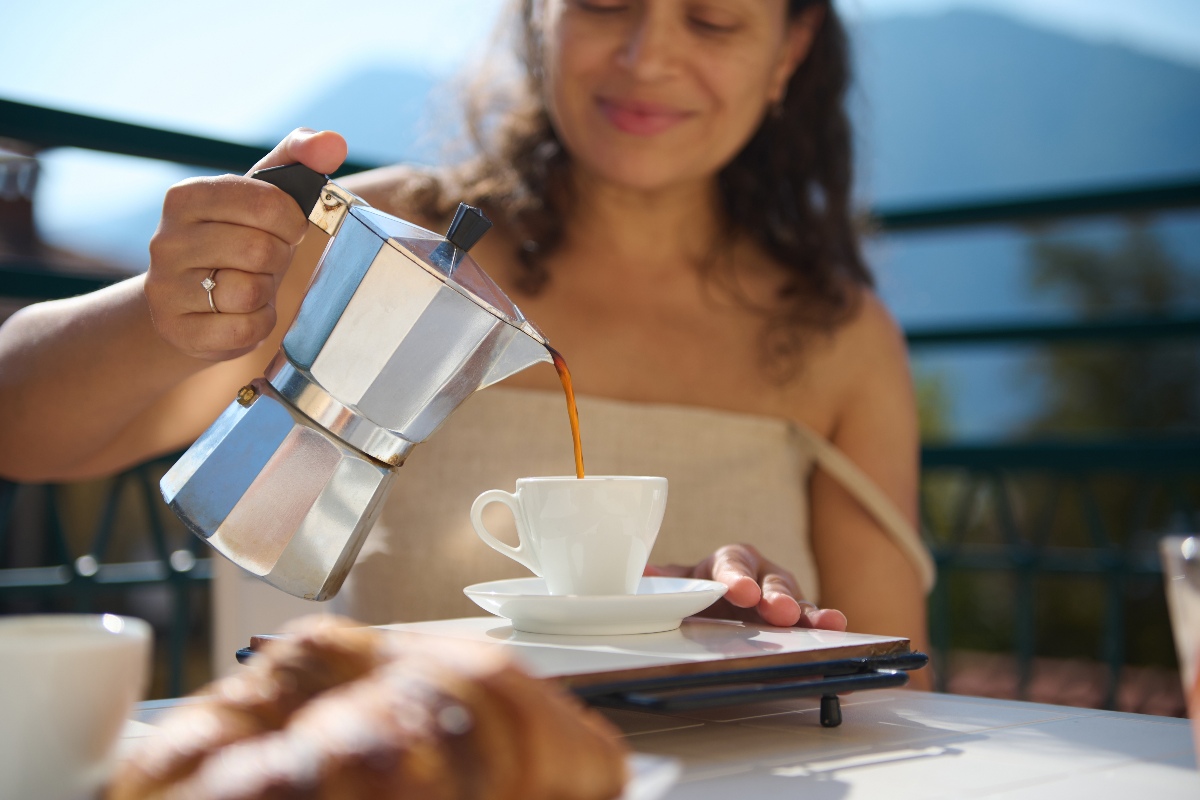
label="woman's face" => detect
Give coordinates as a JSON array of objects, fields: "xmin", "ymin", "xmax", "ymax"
[{"xmin": 538, "ymin": 0, "xmax": 820, "ymax": 193}]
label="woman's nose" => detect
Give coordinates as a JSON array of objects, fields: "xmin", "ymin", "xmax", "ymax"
[{"xmin": 615, "ymin": 9, "xmax": 681, "ymax": 79}]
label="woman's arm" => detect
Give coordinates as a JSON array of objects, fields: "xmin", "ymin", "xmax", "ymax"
[
  {"xmin": 0, "ymin": 130, "xmax": 348, "ymax": 482},
  {"xmin": 808, "ymin": 292, "xmax": 931, "ymax": 686},
  {"xmin": 0, "ymin": 275, "xmax": 218, "ymax": 481}
]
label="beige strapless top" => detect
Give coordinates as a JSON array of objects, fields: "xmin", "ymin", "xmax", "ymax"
[{"xmin": 339, "ymin": 387, "xmax": 935, "ymax": 625}]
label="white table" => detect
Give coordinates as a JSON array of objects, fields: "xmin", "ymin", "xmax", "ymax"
[
  {"xmin": 126, "ymin": 616, "xmax": 1200, "ymax": 798},
  {"xmin": 600, "ymin": 689, "xmax": 1198, "ymax": 799},
  {"xmin": 124, "ymin": 689, "xmax": 1197, "ymax": 798}
]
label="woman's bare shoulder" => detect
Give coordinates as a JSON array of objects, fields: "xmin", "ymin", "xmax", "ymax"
[
  {"xmin": 833, "ymin": 288, "xmax": 909, "ymax": 368},
  {"xmin": 776, "ymin": 289, "xmax": 910, "ymax": 432},
  {"xmin": 828, "ymin": 288, "xmax": 916, "ymax": 421},
  {"xmin": 795, "ymin": 288, "xmax": 910, "ymax": 412}
]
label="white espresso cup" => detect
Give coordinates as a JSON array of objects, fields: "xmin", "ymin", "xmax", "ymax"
[
  {"xmin": 0, "ymin": 614, "xmax": 153, "ymax": 800},
  {"xmin": 471, "ymin": 475, "xmax": 668, "ymax": 595}
]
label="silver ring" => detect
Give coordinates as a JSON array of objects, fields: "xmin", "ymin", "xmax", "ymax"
[{"xmin": 201, "ymin": 269, "xmax": 219, "ymax": 314}]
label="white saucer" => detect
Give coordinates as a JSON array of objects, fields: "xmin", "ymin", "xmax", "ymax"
[{"xmin": 463, "ymin": 577, "xmax": 727, "ymax": 636}]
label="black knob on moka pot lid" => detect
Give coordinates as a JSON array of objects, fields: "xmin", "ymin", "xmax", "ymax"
[
  {"xmin": 250, "ymin": 164, "xmax": 330, "ymax": 215},
  {"xmin": 445, "ymin": 203, "xmax": 492, "ymax": 252},
  {"xmin": 427, "ymin": 203, "xmax": 493, "ymax": 276}
]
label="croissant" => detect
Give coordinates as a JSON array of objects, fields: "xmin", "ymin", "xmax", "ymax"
[{"xmin": 108, "ymin": 616, "xmax": 628, "ymax": 800}]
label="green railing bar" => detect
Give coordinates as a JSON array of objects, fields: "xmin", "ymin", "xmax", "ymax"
[
  {"xmin": 922, "ymin": 438, "xmax": 1200, "ymax": 471},
  {"xmin": 0, "ymin": 98, "xmax": 378, "ymax": 175},
  {"xmin": 0, "ymin": 559, "xmax": 212, "ymax": 589},
  {"xmin": 0, "ymin": 565, "xmax": 73, "ymax": 588},
  {"xmin": 930, "ymin": 547, "xmax": 1165, "ymax": 575},
  {"xmin": 0, "ymin": 260, "xmax": 125, "ymax": 299},
  {"xmin": 874, "ymin": 176, "xmax": 1200, "ymax": 231},
  {"xmin": 906, "ymin": 317, "xmax": 1200, "ymax": 347}
]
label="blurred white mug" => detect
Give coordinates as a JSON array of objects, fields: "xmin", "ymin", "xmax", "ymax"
[
  {"xmin": 471, "ymin": 475, "xmax": 668, "ymax": 595},
  {"xmin": 0, "ymin": 614, "xmax": 152, "ymax": 800}
]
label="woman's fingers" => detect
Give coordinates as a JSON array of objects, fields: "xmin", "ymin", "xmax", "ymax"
[
  {"xmin": 648, "ymin": 544, "xmax": 801, "ymax": 612},
  {"xmin": 146, "ymin": 179, "xmax": 303, "ymax": 361},
  {"xmin": 146, "ymin": 228, "xmax": 288, "ymax": 360},
  {"xmin": 157, "ymin": 221, "xmax": 292, "ymax": 307},
  {"xmin": 142, "ymin": 129, "xmax": 348, "ymax": 364},
  {"xmin": 162, "ymin": 175, "xmax": 311, "ymax": 245},
  {"xmin": 644, "ymin": 545, "xmax": 849, "ymax": 631},
  {"xmin": 800, "ymin": 607, "xmax": 849, "ymax": 631},
  {"xmin": 708, "ymin": 545, "xmax": 766, "ymax": 608},
  {"xmin": 648, "ymin": 548, "xmax": 769, "ymax": 600},
  {"xmin": 247, "ymin": 128, "xmax": 348, "ymax": 177},
  {"xmin": 164, "ymin": 304, "xmax": 279, "ymax": 362},
  {"xmin": 190, "ymin": 268, "xmax": 278, "ymax": 316},
  {"xmin": 757, "ymin": 571, "xmax": 804, "ymax": 626}
]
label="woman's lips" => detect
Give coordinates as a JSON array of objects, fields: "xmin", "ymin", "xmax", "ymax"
[{"xmin": 597, "ymin": 98, "xmax": 692, "ymax": 136}]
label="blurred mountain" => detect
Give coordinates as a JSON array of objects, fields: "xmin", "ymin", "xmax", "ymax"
[
  {"xmin": 255, "ymin": 66, "xmax": 446, "ymax": 168},
  {"xmin": 850, "ymin": 10, "xmax": 1200, "ymax": 205}
]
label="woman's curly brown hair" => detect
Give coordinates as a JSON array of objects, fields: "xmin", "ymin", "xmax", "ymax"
[{"xmin": 401, "ymin": 0, "xmax": 870, "ymax": 375}]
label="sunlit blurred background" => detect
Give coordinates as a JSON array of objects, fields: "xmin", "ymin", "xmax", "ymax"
[{"xmin": 2, "ymin": 0, "xmax": 1198, "ymax": 708}]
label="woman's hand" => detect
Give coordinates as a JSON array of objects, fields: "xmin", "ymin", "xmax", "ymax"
[
  {"xmin": 144, "ymin": 128, "xmax": 347, "ymax": 362},
  {"xmin": 645, "ymin": 544, "xmax": 848, "ymax": 630}
]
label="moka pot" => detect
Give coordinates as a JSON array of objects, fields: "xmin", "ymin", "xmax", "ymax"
[{"xmin": 160, "ymin": 164, "xmax": 552, "ymax": 600}]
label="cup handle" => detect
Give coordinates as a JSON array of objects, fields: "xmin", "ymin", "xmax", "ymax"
[{"xmin": 470, "ymin": 490, "xmax": 542, "ymax": 576}]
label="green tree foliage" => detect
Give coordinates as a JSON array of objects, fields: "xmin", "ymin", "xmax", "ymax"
[
  {"xmin": 915, "ymin": 368, "xmax": 955, "ymax": 443},
  {"xmin": 924, "ymin": 220, "xmax": 1199, "ymax": 688},
  {"xmin": 1016, "ymin": 220, "xmax": 1200, "ymax": 668},
  {"xmin": 1025, "ymin": 221, "xmax": 1200, "ymax": 436}
]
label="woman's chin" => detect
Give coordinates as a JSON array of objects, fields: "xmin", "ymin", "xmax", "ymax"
[{"xmin": 577, "ymin": 158, "xmax": 711, "ymax": 197}]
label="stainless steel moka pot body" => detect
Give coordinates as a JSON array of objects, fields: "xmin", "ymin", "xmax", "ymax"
[{"xmin": 161, "ymin": 164, "xmax": 552, "ymax": 600}]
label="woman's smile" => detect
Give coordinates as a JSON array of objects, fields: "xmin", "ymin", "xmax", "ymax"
[{"xmin": 596, "ymin": 96, "xmax": 695, "ymax": 136}]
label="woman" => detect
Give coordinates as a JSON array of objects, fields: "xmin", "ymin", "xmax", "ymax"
[{"xmin": 0, "ymin": 0, "xmax": 932, "ymax": 673}]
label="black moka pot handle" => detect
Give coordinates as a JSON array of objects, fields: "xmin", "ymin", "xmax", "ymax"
[{"xmin": 250, "ymin": 163, "xmax": 330, "ymax": 216}]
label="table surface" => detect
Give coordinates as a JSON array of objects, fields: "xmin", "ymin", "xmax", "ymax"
[
  {"xmin": 599, "ymin": 688, "xmax": 1198, "ymax": 799},
  {"xmin": 124, "ymin": 689, "xmax": 1198, "ymax": 799},
  {"xmin": 125, "ymin": 617, "xmax": 1199, "ymax": 798}
]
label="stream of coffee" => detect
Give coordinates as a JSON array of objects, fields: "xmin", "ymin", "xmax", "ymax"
[{"xmin": 547, "ymin": 346, "xmax": 585, "ymax": 479}]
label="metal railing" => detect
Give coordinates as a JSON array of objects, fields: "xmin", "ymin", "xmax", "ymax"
[
  {"xmin": 920, "ymin": 440, "xmax": 1198, "ymax": 704},
  {"xmin": 0, "ymin": 458, "xmax": 207, "ymax": 698},
  {"xmin": 2, "ymin": 97, "xmax": 1198, "ymax": 702}
]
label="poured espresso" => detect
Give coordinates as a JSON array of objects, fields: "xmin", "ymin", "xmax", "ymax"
[{"xmin": 548, "ymin": 346, "xmax": 585, "ymax": 479}]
